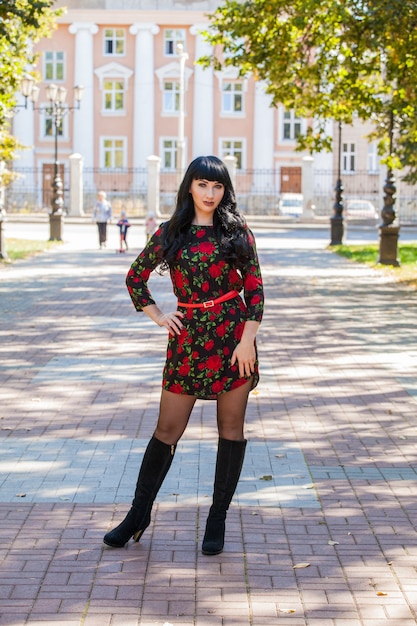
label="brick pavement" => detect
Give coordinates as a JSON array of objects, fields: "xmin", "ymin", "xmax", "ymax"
[{"xmin": 1, "ymin": 224, "xmax": 417, "ymax": 625}]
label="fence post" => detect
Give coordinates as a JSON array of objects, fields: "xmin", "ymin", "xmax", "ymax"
[
  {"xmin": 69, "ymin": 153, "xmax": 84, "ymax": 216},
  {"xmin": 224, "ymin": 155, "xmax": 237, "ymax": 189},
  {"xmin": 147, "ymin": 155, "xmax": 161, "ymax": 217},
  {"xmin": 302, "ymin": 156, "xmax": 315, "ymax": 218}
]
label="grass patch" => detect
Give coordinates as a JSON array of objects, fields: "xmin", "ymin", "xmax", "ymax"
[
  {"xmin": 332, "ymin": 243, "xmax": 417, "ymax": 289},
  {"xmin": 1, "ymin": 238, "xmax": 60, "ymax": 264}
]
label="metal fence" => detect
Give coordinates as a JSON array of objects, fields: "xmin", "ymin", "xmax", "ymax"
[{"xmin": 5, "ymin": 165, "xmax": 417, "ymax": 223}]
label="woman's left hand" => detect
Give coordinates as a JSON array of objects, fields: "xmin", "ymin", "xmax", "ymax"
[{"xmin": 231, "ymin": 339, "xmax": 256, "ymax": 378}]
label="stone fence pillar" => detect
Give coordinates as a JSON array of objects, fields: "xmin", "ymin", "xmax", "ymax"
[
  {"xmin": 224, "ymin": 155, "xmax": 237, "ymax": 189},
  {"xmin": 69, "ymin": 153, "xmax": 84, "ymax": 216},
  {"xmin": 302, "ymin": 155, "xmax": 315, "ymax": 218},
  {"xmin": 147, "ymin": 155, "xmax": 161, "ymax": 218}
]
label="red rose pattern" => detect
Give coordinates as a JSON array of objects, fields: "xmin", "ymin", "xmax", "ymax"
[{"xmin": 126, "ymin": 223, "xmax": 264, "ymax": 399}]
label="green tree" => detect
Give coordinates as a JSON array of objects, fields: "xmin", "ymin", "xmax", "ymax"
[
  {"xmin": 0, "ymin": 0, "xmax": 62, "ymax": 182},
  {"xmin": 200, "ymin": 0, "xmax": 417, "ymax": 180}
]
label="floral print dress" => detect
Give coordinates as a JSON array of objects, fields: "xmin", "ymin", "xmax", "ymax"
[{"xmin": 126, "ymin": 223, "xmax": 264, "ymax": 400}]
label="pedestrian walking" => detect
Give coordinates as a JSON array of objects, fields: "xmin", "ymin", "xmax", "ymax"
[
  {"xmin": 103, "ymin": 155, "xmax": 264, "ymax": 555},
  {"xmin": 117, "ymin": 210, "xmax": 131, "ymax": 253},
  {"xmin": 92, "ymin": 191, "xmax": 112, "ymax": 248}
]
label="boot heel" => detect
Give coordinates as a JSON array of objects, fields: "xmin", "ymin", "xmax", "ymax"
[{"xmin": 133, "ymin": 528, "xmax": 145, "ymax": 542}]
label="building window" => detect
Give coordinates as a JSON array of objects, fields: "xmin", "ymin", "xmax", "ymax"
[
  {"xmin": 343, "ymin": 142, "xmax": 356, "ymax": 173},
  {"xmin": 103, "ymin": 80, "xmax": 125, "ymax": 112},
  {"xmin": 104, "ymin": 28, "xmax": 125, "ymax": 56},
  {"xmin": 161, "ymin": 139, "xmax": 178, "ymax": 170},
  {"xmin": 220, "ymin": 139, "xmax": 244, "ymax": 170},
  {"xmin": 283, "ymin": 110, "xmax": 302, "ymax": 140},
  {"xmin": 163, "ymin": 80, "xmax": 180, "ymax": 113},
  {"xmin": 43, "ymin": 115, "xmax": 64, "ymax": 139},
  {"xmin": 101, "ymin": 137, "xmax": 126, "ymax": 169},
  {"xmin": 44, "ymin": 51, "xmax": 65, "ymax": 81},
  {"xmin": 164, "ymin": 29, "xmax": 185, "ymax": 56},
  {"xmin": 367, "ymin": 142, "xmax": 379, "ymax": 174},
  {"xmin": 222, "ymin": 82, "xmax": 243, "ymax": 114}
]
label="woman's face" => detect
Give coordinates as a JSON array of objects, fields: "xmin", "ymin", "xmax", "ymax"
[{"xmin": 189, "ymin": 178, "xmax": 225, "ymax": 223}]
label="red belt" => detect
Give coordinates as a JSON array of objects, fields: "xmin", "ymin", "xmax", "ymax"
[{"xmin": 178, "ymin": 290, "xmax": 240, "ymax": 309}]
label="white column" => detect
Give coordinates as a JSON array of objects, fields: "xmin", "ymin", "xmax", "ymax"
[
  {"xmin": 130, "ymin": 23, "xmax": 159, "ymax": 173},
  {"xmin": 253, "ymin": 81, "xmax": 274, "ymax": 190},
  {"xmin": 69, "ymin": 22, "xmax": 98, "ymax": 169},
  {"xmin": 190, "ymin": 25, "xmax": 214, "ymax": 157},
  {"xmin": 12, "ymin": 95, "xmax": 35, "ymax": 187}
]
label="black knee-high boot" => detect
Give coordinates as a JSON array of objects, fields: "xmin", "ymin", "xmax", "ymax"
[
  {"xmin": 202, "ymin": 438, "xmax": 247, "ymax": 556},
  {"xmin": 103, "ymin": 436, "xmax": 176, "ymax": 548}
]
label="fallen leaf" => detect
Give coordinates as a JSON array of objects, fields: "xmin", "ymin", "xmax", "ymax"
[
  {"xmin": 377, "ymin": 591, "xmax": 388, "ymax": 596},
  {"xmin": 293, "ymin": 562, "xmax": 311, "ymax": 569},
  {"xmin": 260, "ymin": 475, "xmax": 273, "ymax": 481}
]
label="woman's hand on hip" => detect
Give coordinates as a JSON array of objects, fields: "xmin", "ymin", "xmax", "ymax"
[{"xmin": 157, "ymin": 311, "xmax": 184, "ymax": 336}]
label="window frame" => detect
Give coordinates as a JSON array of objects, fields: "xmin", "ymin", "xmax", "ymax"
[
  {"xmin": 44, "ymin": 51, "xmax": 65, "ymax": 82},
  {"xmin": 221, "ymin": 81, "xmax": 244, "ymax": 115},
  {"xmin": 40, "ymin": 105, "xmax": 68, "ymax": 141},
  {"xmin": 164, "ymin": 28, "xmax": 186, "ymax": 56},
  {"xmin": 282, "ymin": 109, "xmax": 303, "ymax": 142},
  {"xmin": 103, "ymin": 28, "xmax": 126, "ymax": 57},
  {"xmin": 367, "ymin": 141, "xmax": 380, "ymax": 174},
  {"xmin": 219, "ymin": 138, "xmax": 246, "ymax": 170},
  {"xmin": 342, "ymin": 142, "xmax": 356, "ymax": 173},
  {"xmin": 102, "ymin": 79, "xmax": 126, "ymax": 114},
  {"xmin": 100, "ymin": 136, "xmax": 127, "ymax": 169},
  {"xmin": 163, "ymin": 80, "xmax": 180, "ymax": 114},
  {"xmin": 160, "ymin": 137, "xmax": 179, "ymax": 170}
]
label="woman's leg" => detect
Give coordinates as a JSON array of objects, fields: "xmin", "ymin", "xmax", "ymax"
[
  {"xmin": 202, "ymin": 379, "xmax": 252, "ymax": 556},
  {"xmin": 103, "ymin": 390, "xmax": 196, "ymax": 548},
  {"xmin": 154, "ymin": 389, "xmax": 197, "ymax": 444},
  {"xmin": 216, "ymin": 378, "xmax": 252, "ymax": 440}
]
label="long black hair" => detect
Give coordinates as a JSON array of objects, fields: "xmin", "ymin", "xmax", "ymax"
[{"xmin": 161, "ymin": 155, "xmax": 251, "ymax": 269}]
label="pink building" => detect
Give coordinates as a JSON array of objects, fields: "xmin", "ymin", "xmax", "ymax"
[
  {"xmin": 12, "ymin": 1, "xmax": 311, "ymax": 201},
  {"xmin": 11, "ymin": 0, "xmax": 415, "ymax": 220}
]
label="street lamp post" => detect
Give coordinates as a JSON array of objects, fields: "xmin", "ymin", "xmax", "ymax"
[
  {"xmin": 330, "ymin": 120, "xmax": 344, "ymax": 245},
  {"xmin": 378, "ymin": 111, "xmax": 399, "ymax": 266},
  {"xmin": 176, "ymin": 43, "xmax": 188, "ymax": 186},
  {"xmin": 23, "ymin": 80, "xmax": 83, "ymax": 241}
]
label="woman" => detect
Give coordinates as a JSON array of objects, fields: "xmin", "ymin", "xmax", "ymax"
[
  {"xmin": 92, "ymin": 190, "xmax": 112, "ymax": 248},
  {"xmin": 103, "ymin": 155, "xmax": 264, "ymax": 555}
]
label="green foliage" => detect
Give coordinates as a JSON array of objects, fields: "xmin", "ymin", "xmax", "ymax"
[
  {"xmin": 332, "ymin": 243, "xmax": 417, "ymax": 285},
  {"xmin": 201, "ymin": 0, "xmax": 417, "ymax": 177},
  {"xmin": 0, "ymin": 0, "xmax": 62, "ymax": 131},
  {"xmin": 2, "ymin": 237, "xmax": 58, "ymax": 263}
]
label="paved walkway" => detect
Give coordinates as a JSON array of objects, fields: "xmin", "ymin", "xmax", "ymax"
[{"xmin": 1, "ymin": 224, "xmax": 417, "ymax": 625}]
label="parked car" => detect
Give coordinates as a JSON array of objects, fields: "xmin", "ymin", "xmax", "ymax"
[
  {"xmin": 345, "ymin": 199, "xmax": 379, "ymax": 220},
  {"xmin": 278, "ymin": 193, "xmax": 303, "ymax": 217}
]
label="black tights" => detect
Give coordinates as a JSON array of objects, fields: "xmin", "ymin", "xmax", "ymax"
[{"xmin": 154, "ymin": 378, "xmax": 252, "ymax": 445}]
